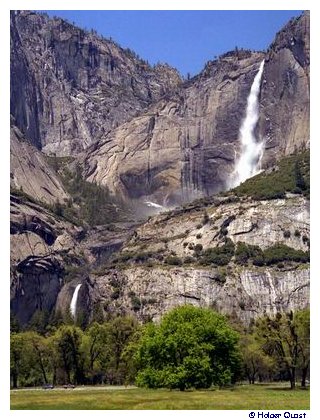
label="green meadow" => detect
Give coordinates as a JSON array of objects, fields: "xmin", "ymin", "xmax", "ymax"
[{"xmin": 11, "ymin": 384, "xmax": 309, "ymax": 410}]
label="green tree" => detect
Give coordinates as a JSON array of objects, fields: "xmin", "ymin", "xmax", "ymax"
[
  {"xmin": 10, "ymin": 333, "xmax": 24, "ymax": 388},
  {"xmin": 53, "ymin": 325, "xmax": 85, "ymax": 384},
  {"xmin": 81, "ymin": 322, "xmax": 111, "ymax": 384},
  {"xmin": 106, "ymin": 316, "xmax": 139, "ymax": 384},
  {"xmin": 294, "ymin": 309, "xmax": 310, "ymax": 387},
  {"xmin": 134, "ymin": 305, "xmax": 241, "ymax": 390},
  {"xmin": 24, "ymin": 331, "xmax": 51, "ymax": 385},
  {"xmin": 255, "ymin": 310, "xmax": 310, "ymax": 389},
  {"xmin": 240, "ymin": 334, "xmax": 274, "ymax": 384}
]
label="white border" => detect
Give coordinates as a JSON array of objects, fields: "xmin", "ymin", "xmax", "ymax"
[{"xmin": 1, "ymin": 1, "xmax": 317, "ymax": 419}]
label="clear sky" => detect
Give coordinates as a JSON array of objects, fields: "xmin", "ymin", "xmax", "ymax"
[{"xmin": 42, "ymin": 10, "xmax": 302, "ymax": 77}]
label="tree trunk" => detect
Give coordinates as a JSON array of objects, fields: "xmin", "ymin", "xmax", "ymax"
[
  {"xmin": 290, "ymin": 368, "xmax": 296, "ymax": 389},
  {"xmin": 12, "ymin": 371, "xmax": 18, "ymax": 389},
  {"xmin": 301, "ymin": 366, "xmax": 308, "ymax": 388}
]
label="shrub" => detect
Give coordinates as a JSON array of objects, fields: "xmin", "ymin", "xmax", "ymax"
[
  {"xmin": 196, "ymin": 233, "xmax": 202, "ymax": 239},
  {"xmin": 202, "ymin": 212, "xmax": 210, "ymax": 225},
  {"xmin": 294, "ymin": 230, "xmax": 301, "ymax": 238},
  {"xmin": 302, "ymin": 235, "xmax": 309, "ymax": 244},
  {"xmin": 194, "ymin": 243, "xmax": 203, "ymax": 253},
  {"xmin": 283, "ymin": 230, "xmax": 291, "ymax": 239},
  {"xmin": 252, "ymin": 255, "xmax": 265, "ymax": 266},
  {"xmin": 164, "ymin": 256, "xmax": 183, "ymax": 266},
  {"xmin": 262, "ymin": 244, "xmax": 309, "ymax": 265},
  {"xmin": 220, "ymin": 227, "xmax": 228, "ymax": 236},
  {"xmin": 131, "ymin": 296, "xmax": 141, "ymax": 311},
  {"xmin": 184, "ymin": 256, "xmax": 195, "ymax": 264},
  {"xmin": 201, "ymin": 239, "xmax": 235, "ymax": 266},
  {"xmin": 111, "ymin": 289, "xmax": 120, "ymax": 300},
  {"xmin": 235, "ymin": 242, "xmax": 263, "ymax": 265},
  {"xmin": 213, "ymin": 268, "xmax": 227, "ymax": 283}
]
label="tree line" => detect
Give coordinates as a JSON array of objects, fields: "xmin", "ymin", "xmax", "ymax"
[{"xmin": 10, "ymin": 306, "xmax": 309, "ymax": 390}]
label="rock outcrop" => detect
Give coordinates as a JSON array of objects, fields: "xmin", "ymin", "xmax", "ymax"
[
  {"xmin": 10, "ymin": 11, "xmax": 182, "ymax": 155},
  {"xmin": 259, "ymin": 12, "xmax": 310, "ymax": 164},
  {"xmin": 10, "ymin": 123, "xmax": 69, "ymax": 205},
  {"xmin": 80, "ymin": 194, "xmax": 309, "ymax": 325},
  {"xmin": 10, "ymin": 189, "xmax": 93, "ymax": 324},
  {"xmin": 10, "ymin": 191, "xmax": 138, "ymax": 324},
  {"xmin": 90, "ymin": 265, "xmax": 309, "ymax": 325}
]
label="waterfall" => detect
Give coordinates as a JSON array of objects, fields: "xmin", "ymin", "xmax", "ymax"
[
  {"xmin": 70, "ymin": 284, "xmax": 82, "ymax": 318},
  {"xmin": 144, "ymin": 200, "xmax": 165, "ymax": 209},
  {"xmin": 229, "ymin": 60, "xmax": 265, "ymax": 188}
]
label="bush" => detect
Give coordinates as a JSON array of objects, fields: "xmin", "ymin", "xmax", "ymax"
[
  {"xmin": 131, "ymin": 296, "xmax": 141, "ymax": 311},
  {"xmin": 283, "ymin": 230, "xmax": 291, "ymax": 239},
  {"xmin": 263, "ymin": 244, "xmax": 309, "ymax": 265},
  {"xmin": 202, "ymin": 212, "xmax": 210, "ymax": 225},
  {"xmin": 201, "ymin": 239, "xmax": 235, "ymax": 266},
  {"xmin": 235, "ymin": 242, "xmax": 263, "ymax": 265},
  {"xmin": 196, "ymin": 233, "xmax": 202, "ymax": 239},
  {"xmin": 164, "ymin": 256, "xmax": 183, "ymax": 266},
  {"xmin": 294, "ymin": 230, "xmax": 301, "ymax": 238},
  {"xmin": 302, "ymin": 235, "xmax": 309, "ymax": 244},
  {"xmin": 184, "ymin": 256, "xmax": 195, "ymax": 264},
  {"xmin": 194, "ymin": 243, "xmax": 203, "ymax": 253}
]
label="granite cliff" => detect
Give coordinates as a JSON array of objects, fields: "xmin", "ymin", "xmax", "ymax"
[
  {"xmin": 10, "ymin": 10, "xmax": 181, "ymax": 156},
  {"xmin": 80, "ymin": 12, "xmax": 309, "ymax": 204},
  {"xmin": 10, "ymin": 11, "xmax": 310, "ymax": 327}
]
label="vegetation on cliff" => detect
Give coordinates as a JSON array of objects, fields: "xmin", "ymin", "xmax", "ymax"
[{"xmin": 233, "ymin": 150, "xmax": 309, "ymax": 200}]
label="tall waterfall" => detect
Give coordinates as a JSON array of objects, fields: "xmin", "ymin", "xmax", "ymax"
[
  {"xmin": 70, "ymin": 284, "xmax": 82, "ymax": 318},
  {"xmin": 229, "ymin": 60, "xmax": 265, "ymax": 188}
]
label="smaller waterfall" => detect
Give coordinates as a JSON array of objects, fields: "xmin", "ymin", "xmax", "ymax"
[
  {"xmin": 230, "ymin": 60, "xmax": 265, "ymax": 188},
  {"xmin": 70, "ymin": 284, "xmax": 82, "ymax": 318},
  {"xmin": 144, "ymin": 200, "xmax": 165, "ymax": 209}
]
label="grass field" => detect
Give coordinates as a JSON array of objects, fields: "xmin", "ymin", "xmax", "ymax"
[{"xmin": 10, "ymin": 384, "xmax": 310, "ymax": 410}]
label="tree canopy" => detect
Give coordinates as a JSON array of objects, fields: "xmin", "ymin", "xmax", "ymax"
[{"xmin": 134, "ymin": 305, "xmax": 241, "ymax": 390}]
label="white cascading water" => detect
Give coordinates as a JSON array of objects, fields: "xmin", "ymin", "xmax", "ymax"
[
  {"xmin": 70, "ymin": 284, "xmax": 82, "ymax": 318},
  {"xmin": 229, "ymin": 60, "xmax": 265, "ymax": 188},
  {"xmin": 144, "ymin": 201, "xmax": 165, "ymax": 209}
]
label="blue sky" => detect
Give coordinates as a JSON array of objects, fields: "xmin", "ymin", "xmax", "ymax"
[{"xmin": 42, "ymin": 10, "xmax": 302, "ymax": 77}]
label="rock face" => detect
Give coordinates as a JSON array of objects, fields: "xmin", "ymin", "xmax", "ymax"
[
  {"xmin": 11, "ymin": 10, "xmax": 309, "ymax": 203},
  {"xmin": 11, "ymin": 256, "xmax": 64, "ymax": 325},
  {"xmin": 259, "ymin": 12, "xmax": 310, "ymax": 164},
  {"xmin": 83, "ymin": 194, "xmax": 309, "ymax": 325},
  {"xmin": 91, "ymin": 266, "xmax": 309, "ymax": 325},
  {"xmin": 81, "ymin": 13, "xmax": 309, "ymax": 204},
  {"xmin": 10, "ymin": 191, "xmax": 138, "ymax": 324},
  {"xmin": 81, "ymin": 52, "xmax": 264, "ymax": 204},
  {"xmin": 10, "ymin": 192, "xmax": 84, "ymax": 324},
  {"xmin": 10, "ymin": 11, "xmax": 181, "ymax": 155},
  {"xmin": 9, "ymin": 10, "xmax": 310, "ymax": 326},
  {"xmin": 10, "ymin": 123, "xmax": 69, "ymax": 205}
]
